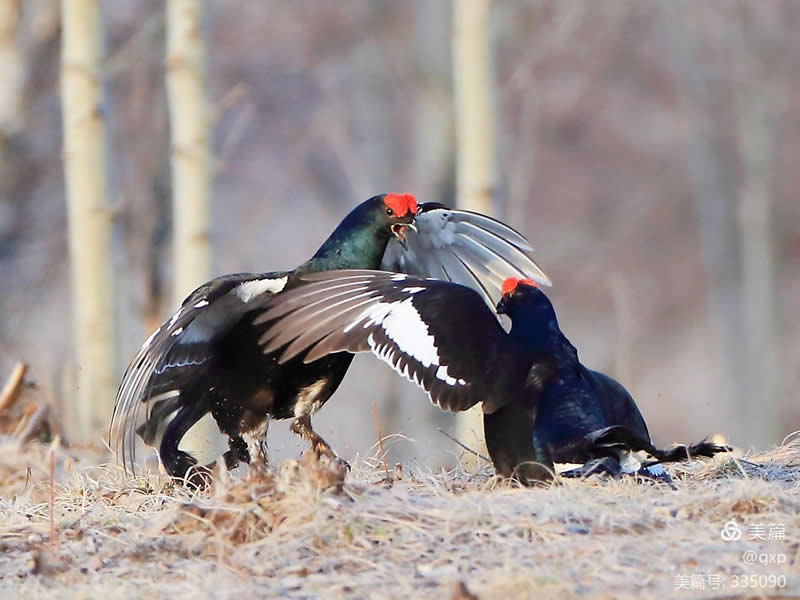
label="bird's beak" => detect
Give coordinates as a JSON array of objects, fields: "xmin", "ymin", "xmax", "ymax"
[
  {"xmin": 495, "ymin": 295, "xmax": 509, "ymax": 315},
  {"xmin": 391, "ymin": 222, "xmax": 416, "ymax": 250}
]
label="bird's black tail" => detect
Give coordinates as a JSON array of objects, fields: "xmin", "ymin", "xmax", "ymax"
[
  {"xmin": 580, "ymin": 425, "xmax": 731, "ymax": 465},
  {"xmin": 646, "ymin": 439, "xmax": 732, "ymax": 464}
]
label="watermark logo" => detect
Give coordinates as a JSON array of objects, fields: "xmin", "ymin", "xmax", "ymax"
[
  {"xmin": 720, "ymin": 520, "xmax": 742, "ymax": 542},
  {"xmin": 747, "ymin": 523, "xmax": 786, "ymax": 541},
  {"xmin": 742, "ymin": 551, "xmax": 786, "ymax": 566},
  {"xmin": 678, "ymin": 520, "xmax": 789, "ymax": 591}
]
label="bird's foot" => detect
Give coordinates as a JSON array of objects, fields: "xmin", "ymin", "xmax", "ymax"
[
  {"xmin": 308, "ymin": 439, "xmax": 350, "ymax": 472},
  {"xmin": 511, "ymin": 461, "xmax": 555, "ymax": 486},
  {"xmin": 290, "ymin": 415, "xmax": 350, "ymax": 471},
  {"xmin": 242, "ymin": 431, "xmax": 271, "ymax": 479},
  {"xmin": 559, "ymin": 457, "xmax": 623, "ymax": 479},
  {"xmin": 561, "ymin": 458, "xmax": 677, "ymax": 489}
]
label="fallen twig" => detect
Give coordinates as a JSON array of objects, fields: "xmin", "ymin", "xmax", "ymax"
[
  {"xmin": 437, "ymin": 428, "xmax": 491, "ymax": 463},
  {"xmin": 0, "ymin": 361, "xmax": 27, "ymax": 413},
  {"xmin": 49, "ymin": 448, "xmax": 57, "ymax": 553},
  {"xmin": 15, "ymin": 403, "xmax": 49, "ymax": 444}
]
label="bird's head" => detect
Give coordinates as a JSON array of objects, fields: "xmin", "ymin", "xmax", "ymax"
[
  {"xmin": 496, "ymin": 277, "xmax": 552, "ymax": 318},
  {"xmin": 380, "ymin": 193, "xmax": 418, "ymax": 248},
  {"xmin": 309, "ymin": 193, "xmax": 419, "ymax": 268},
  {"xmin": 346, "ymin": 193, "xmax": 418, "ymax": 248}
]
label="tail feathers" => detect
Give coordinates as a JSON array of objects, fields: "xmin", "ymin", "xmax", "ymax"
[
  {"xmin": 647, "ymin": 440, "xmax": 732, "ymax": 464},
  {"xmin": 571, "ymin": 426, "xmax": 732, "ymax": 467},
  {"xmin": 133, "ymin": 392, "xmax": 229, "ymax": 480},
  {"xmin": 135, "ymin": 391, "xmax": 181, "ymax": 446}
]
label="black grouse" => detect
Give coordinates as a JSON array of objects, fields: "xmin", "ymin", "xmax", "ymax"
[
  {"xmin": 257, "ymin": 271, "xmax": 729, "ymax": 484},
  {"xmin": 110, "ymin": 194, "xmax": 551, "ymax": 481}
]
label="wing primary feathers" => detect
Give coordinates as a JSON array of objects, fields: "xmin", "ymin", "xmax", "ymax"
[
  {"xmin": 255, "ymin": 273, "xmax": 377, "ymax": 324},
  {"xmin": 456, "ymin": 221, "xmax": 551, "ymax": 287},
  {"xmin": 379, "ymin": 206, "xmax": 550, "ymax": 310},
  {"xmin": 438, "ymin": 207, "xmax": 535, "ymax": 252},
  {"xmin": 257, "ymin": 286, "xmax": 376, "ymax": 345},
  {"xmin": 448, "ymin": 250, "xmax": 495, "ymax": 309},
  {"xmin": 447, "ymin": 243, "xmax": 506, "ymax": 296},
  {"xmin": 455, "ymin": 231, "xmax": 539, "ymax": 283},
  {"xmin": 256, "ymin": 270, "xmax": 508, "ymax": 413},
  {"xmin": 276, "ymin": 295, "xmax": 381, "ymax": 359}
]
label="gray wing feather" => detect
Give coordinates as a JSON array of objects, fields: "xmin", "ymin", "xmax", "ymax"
[{"xmin": 380, "ymin": 206, "xmax": 550, "ymax": 311}]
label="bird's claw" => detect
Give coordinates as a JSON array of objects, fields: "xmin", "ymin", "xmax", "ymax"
[
  {"xmin": 312, "ymin": 442, "xmax": 351, "ymax": 472},
  {"xmin": 559, "ymin": 457, "xmax": 623, "ymax": 479}
]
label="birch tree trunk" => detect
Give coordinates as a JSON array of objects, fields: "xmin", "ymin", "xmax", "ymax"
[
  {"xmin": 733, "ymin": 10, "xmax": 781, "ymax": 447},
  {"xmin": 166, "ymin": 0, "xmax": 210, "ymax": 306},
  {"xmin": 165, "ymin": 0, "xmax": 215, "ymax": 454},
  {"xmin": 736, "ymin": 89, "xmax": 779, "ymax": 447},
  {"xmin": 0, "ymin": 0, "xmax": 22, "ymax": 135},
  {"xmin": 0, "ymin": 0, "xmax": 24, "ymax": 247},
  {"xmin": 61, "ymin": 0, "xmax": 114, "ymax": 438},
  {"xmin": 663, "ymin": 3, "xmax": 779, "ymax": 449},
  {"xmin": 452, "ymin": 0, "xmax": 494, "ymax": 468}
]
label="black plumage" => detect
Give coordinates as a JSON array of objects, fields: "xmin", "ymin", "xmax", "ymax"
[
  {"xmin": 110, "ymin": 194, "xmax": 550, "ymax": 481},
  {"xmin": 259, "ymin": 270, "xmax": 729, "ymax": 484}
]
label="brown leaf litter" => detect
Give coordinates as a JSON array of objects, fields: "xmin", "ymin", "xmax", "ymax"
[{"xmin": 0, "ymin": 433, "xmax": 798, "ymax": 598}]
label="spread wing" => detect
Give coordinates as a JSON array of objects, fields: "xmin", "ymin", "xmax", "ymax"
[
  {"xmin": 109, "ymin": 271, "xmax": 289, "ymax": 471},
  {"xmin": 381, "ymin": 203, "xmax": 551, "ymax": 309},
  {"xmin": 255, "ymin": 270, "xmax": 509, "ymax": 412}
]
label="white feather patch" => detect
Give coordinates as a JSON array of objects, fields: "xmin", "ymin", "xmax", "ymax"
[
  {"xmin": 378, "ymin": 299, "xmax": 439, "ymax": 367},
  {"xmin": 177, "ymin": 411, "xmax": 229, "ymax": 466},
  {"xmin": 194, "ymin": 299, "xmax": 209, "ymax": 308},
  {"xmin": 344, "ymin": 303, "xmax": 392, "ymax": 333},
  {"xmin": 436, "ymin": 365, "xmax": 467, "ymax": 386},
  {"xmin": 235, "ymin": 276, "xmax": 288, "ymax": 303},
  {"xmin": 169, "ymin": 307, "xmax": 183, "ymax": 327},
  {"xmin": 617, "ymin": 449, "xmax": 644, "ymax": 474}
]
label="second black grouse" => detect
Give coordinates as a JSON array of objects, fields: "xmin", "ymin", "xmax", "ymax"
[{"xmin": 258, "ymin": 271, "xmax": 729, "ymax": 483}]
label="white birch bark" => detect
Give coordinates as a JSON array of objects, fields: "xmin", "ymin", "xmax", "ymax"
[
  {"xmin": 452, "ymin": 0, "xmax": 494, "ymax": 467},
  {"xmin": 165, "ymin": 0, "xmax": 215, "ymax": 455},
  {"xmin": 61, "ymin": 0, "xmax": 114, "ymax": 438},
  {"xmin": 166, "ymin": 0, "xmax": 211, "ymax": 306}
]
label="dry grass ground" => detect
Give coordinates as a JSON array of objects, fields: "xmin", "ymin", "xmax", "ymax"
[{"xmin": 0, "ymin": 435, "xmax": 798, "ymax": 600}]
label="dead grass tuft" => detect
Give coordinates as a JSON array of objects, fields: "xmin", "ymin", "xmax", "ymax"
[{"xmin": 1, "ymin": 435, "xmax": 798, "ymax": 598}]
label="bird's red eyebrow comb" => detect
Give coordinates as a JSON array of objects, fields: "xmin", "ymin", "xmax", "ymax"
[
  {"xmin": 501, "ymin": 277, "xmax": 538, "ymax": 296},
  {"xmin": 384, "ymin": 193, "xmax": 417, "ymax": 216}
]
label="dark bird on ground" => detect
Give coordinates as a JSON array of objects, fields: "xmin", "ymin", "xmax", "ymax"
[
  {"xmin": 257, "ymin": 271, "xmax": 730, "ymax": 484},
  {"xmin": 110, "ymin": 194, "xmax": 551, "ymax": 481}
]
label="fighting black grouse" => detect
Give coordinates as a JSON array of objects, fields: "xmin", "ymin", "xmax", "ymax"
[
  {"xmin": 110, "ymin": 194, "xmax": 551, "ymax": 480},
  {"xmin": 258, "ymin": 271, "xmax": 729, "ymax": 484}
]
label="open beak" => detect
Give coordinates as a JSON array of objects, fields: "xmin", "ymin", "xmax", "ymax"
[{"xmin": 391, "ymin": 222, "xmax": 417, "ymax": 249}]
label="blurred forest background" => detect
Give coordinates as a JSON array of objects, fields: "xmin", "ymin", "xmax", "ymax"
[{"xmin": 0, "ymin": 1, "xmax": 798, "ymax": 471}]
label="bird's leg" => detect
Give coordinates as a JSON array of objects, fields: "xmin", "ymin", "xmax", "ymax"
[
  {"xmin": 290, "ymin": 415, "xmax": 334, "ymax": 457},
  {"xmin": 242, "ymin": 419, "xmax": 270, "ymax": 476},
  {"xmin": 290, "ymin": 415, "xmax": 350, "ymax": 469}
]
